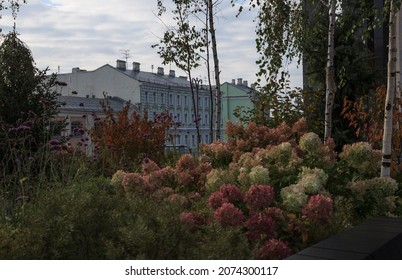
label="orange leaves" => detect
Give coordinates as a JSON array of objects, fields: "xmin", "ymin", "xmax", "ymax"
[{"xmin": 91, "ymin": 104, "xmax": 173, "ymax": 169}]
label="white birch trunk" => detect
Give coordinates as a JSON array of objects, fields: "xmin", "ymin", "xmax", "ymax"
[
  {"xmin": 324, "ymin": 0, "xmax": 337, "ymax": 143},
  {"xmin": 207, "ymin": 0, "xmax": 222, "ymax": 141},
  {"xmin": 381, "ymin": 0, "xmax": 398, "ymax": 177}
]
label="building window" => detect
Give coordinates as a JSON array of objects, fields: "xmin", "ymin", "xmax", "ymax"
[
  {"xmin": 184, "ymin": 95, "xmax": 188, "ymax": 106},
  {"xmin": 185, "ymin": 134, "xmax": 188, "ymax": 145},
  {"xmin": 71, "ymin": 121, "xmax": 83, "ymax": 137},
  {"xmin": 205, "ymin": 114, "xmax": 208, "ymax": 126},
  {"xmin": 184, "ymin": 113, "xmax": 188, "ymax": 125},
  {"xmin": 153, "ymin": 92, "xmax": 156, "ymax": 103},
  {"xmin": 205, "ymin": 97, "xmax": 208, "ymax": 108},
  {"xmin": 177, "ymin": 113, "xmax": 181, "ymax": 122},
  {"xmin": 177, "ymin": 95, "xmax": 181, "ymax": 106},
  {"xmin": 205, "ymin": 134, "xmax": 209, "ymax": 144},
  {"xmin": 160, "ymin": 93, "xmax": 164, "ymax": 104},
  {"xmin": 145, "ymin": 92, "xmax": 148, "ymax": 102},
  {"xmin": 192, "ymin": 134, "xmax": 195, "ymax": 146},
  {"xmin": 169, "ymin": 94, "xmax": 173, "ymax": 105}
]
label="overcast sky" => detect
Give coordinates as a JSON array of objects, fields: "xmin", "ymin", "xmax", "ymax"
[{"xmin": 1, "ymin": 0, "xmax": 302, "ymax": 88}]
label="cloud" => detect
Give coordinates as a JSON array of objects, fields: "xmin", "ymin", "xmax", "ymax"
[{"xmin": 1, "ymin": 0, "xmax": 302, "ymax": 88}]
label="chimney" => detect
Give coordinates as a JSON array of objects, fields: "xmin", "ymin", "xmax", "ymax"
[
  {"xmin": 132, "ymin": 62, "xmax": 140, "ymax": 71},
  {"xmin": 72, "ymin": 67, "xmax": 80, "ymax": 74},
  {"xmin": 116, "ymin": 60, "xmax": 126, "ymax": 70},
  {"xmin": 243, "ymin": 80, "xmax": 248, "ymax": 87},
  {"xmin": 232, "ymin": 79, "xmax": 236, "ymax": 84},
  {"xmin": 237, "ymin": 78, "xmax": 243, "ymax": 85},
  {"xmin": 169, "ymin": 70, "xmax": 175, "ymax": 77},
  {"xmin": 157, "ymin": 67, "xmax": 164, "ymax": 75},
  {"xmin": 251, "ymin": 83, "xmax": 256, "ymax": 89}
]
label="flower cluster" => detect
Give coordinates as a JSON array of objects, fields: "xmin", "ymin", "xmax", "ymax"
[
  {"xmin": 208, "ymin": 184, "xmax": 243, "ymax": 210},
  {"xmin": 180, "ymin": 211, "xmax": 207, "ymax": 232},
  {"xmin": 249, "ymin": 165, "xmax": 270, "ymax": 185},
  {"xmin": 245, "ymin": 185, "xmax": 275, "ymax": 212},
  {"xmin": 214, "ymin": 203, "xmax": 245, "ymax": 227},
  {"xmin": 176, "ymin": 153, "xmax": 197, "ymax": 173},
  {"xmin": 299, "ymin": 132, "xmax": 322, "ymax": 153},
  {"xmin": 110, "ymin": 170, "xmax": 126, "ymax": 190},
  {"xmin": 340, "ymin": 142, "xmax": 381, "ymax": 176},
  {"xmin": 200, "ymin": 140, "xmax": 233, "ymax": 168},
  {"xmin": 266, "ymin": 207, "xmax": 285, "ymax": 223},
  {"xmin": 245, "ymin": 213, "xmax": 277, "ymax": 241},
  {"xmin": 256, "ymin": 239, "xmax": 292, "ymax": 260},
  {"xmin": 121, "ymin": 173, "xmax": 147, "ymax": 193},
  {"xmin": 298, "ymin": 132, "xmax": 337, "ymax": 170},
  {"xmin": 141, "ymin": 158, "xmax": 160, "ymax": 175},
  {"xmin": 302, "ymin": 194, "xmax": 333, "ymax": 224},
  {"xmin": 219, "ymin": 184, "xmax": 244, "ymax": 204},
  {"xmin": 175, "ymin": 154, "xmax": 212, "ymax": 192},
  {"xmin": 297, "ymin": 167, "xmax": 328, "ymax": 195},
  {"xmin": 350, "ymin": 177, "xmax": 398, "ymax": 216},
  {"xmin": 280, "ymin": 185, "xmax": 308, "ymax": 213},
  {"xmin": 148, "ymin": 166, "xmax": 177, "ymax": 190}
]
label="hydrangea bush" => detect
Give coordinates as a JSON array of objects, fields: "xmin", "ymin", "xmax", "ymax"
[{"xmin": 105, "ymin": 120, "xmax": 401, "ymax": 259}]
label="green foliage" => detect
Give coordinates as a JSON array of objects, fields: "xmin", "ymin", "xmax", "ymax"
[
  {"xmin": 1, "ymin": 119, "xmax": 401, "ymax": 259},
  {"xmin": 0, "ymin": 32, "xmax": 59, "ymax": 127},
  {"xmin": 349, "ymin": 177, "xmax": 399, "ymax": 220}
]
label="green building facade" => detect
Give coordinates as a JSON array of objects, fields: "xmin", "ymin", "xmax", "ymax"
[{"xmin": 220, "ymin": 78, "xmax": 256, "ymax": 140}]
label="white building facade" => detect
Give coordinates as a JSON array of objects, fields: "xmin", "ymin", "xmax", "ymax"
[{"xmin": 54, "ymin": 60, "xmax": 213, "ymax": 151}]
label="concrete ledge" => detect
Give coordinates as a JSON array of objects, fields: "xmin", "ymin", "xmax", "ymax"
[{"xmin": 287, "ymin": 217, "xmax": 402, "ymax": 260}]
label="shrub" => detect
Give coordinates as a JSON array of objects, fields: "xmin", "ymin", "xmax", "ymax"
[
  {"xmin": 245, "ymin": 185, "xmax": 275, "ymax": 213},
  {"xmin": 249, "ymin": 165, "xmax": 270, "ymax": 185},
  {"xmin": 219, "ymin": 184, "xmax": 244, "ymax": 205},
  {"xmin": 91, "ymin": 105, "xmax": 173, "ymax": 172},
  {"xmin": 255, "ymin": 239, "xmax": 292, "ymax": 260},
  {"xmin": 302, "ymin": 194, "xmax": 333, "ymax": 224},
  {"xmin": 245, "ymin": 213, "xmax": 277, "ymax": 241},
  {"xmin": 339, "ymin": 142, "xmax": 381, "ymax": 179},
  {"xmin": 350, "ymin": 177, "xmax": 398, "ymax": 218},
  {"xmin": 298, "ymin": 132, "xmax": 337, "ymax": 170},
  {"xmin": 214, "ymin": 203, "xmax": 245, "ymax": 228},
  {"xmin": 280, "ymin": 185, "xmax": 308, "ymax": 213},
  {"xmin": 200, "ymin": 141, "xmax": 232, "ymax": 168},
  {"xmin": 180, "ymin": 211, "xmax": 207, "ymax": 232}
]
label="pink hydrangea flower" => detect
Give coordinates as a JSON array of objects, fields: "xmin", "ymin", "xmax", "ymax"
[
  {"xmin": 208, "ymin": 191, "xmax": 225, "ymax": 210},
  {"xmin": 266, "ymin": 207, "xmax": 285, "ymax": 222},
  {"xmin": 141, "ymin": 158, "xmax": 160, "ymax": 174},
  {"xmin": 214, "ymin": 203, "xmax": 245, "ymax": 227},
  {"xmin": 121, "ymin": 173, "xmax": 146, "ymax": 193},
  {"xmin": 245, "ymin": 184, "xmax": 275, "ymax": 212},
  {"xmin": 245, "ymin": 213, "xmax": 277, "ymax": 241},
  {"xmin": 176, "ymin": 154, "xmax": 196, "ymax": 172},
  {"xmin": 180, "ymin": 211, "xmax": 207, "ymax": 232},
  {"xmin": 219, "ymin": 184, "xmax": 244, "ymax": 204},
  {"xmin": 302, "ymin": 194, "xmax": 333, "ymax": 224},
  {"xmin": 256, "ymin": 239, "xmax": 292, "ymax": 260}
]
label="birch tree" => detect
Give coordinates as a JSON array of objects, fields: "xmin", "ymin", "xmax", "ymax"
[
  {"xmin": 154, "ymin": 0, "xmax": 204, "ymax": 152},
  {"xmin": 324, "ymin": 0, "xmax": 337, "ymax": 142},
  {"xmin": 381, "ymin": 0, "xmax": 400, "ymax": 177},
  {"xmin": 206, "ymin": 0, "xmax": 222, "ymax": 141}
]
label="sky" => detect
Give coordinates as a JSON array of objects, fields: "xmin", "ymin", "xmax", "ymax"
[{"xmin": 1, "ymin": 0, "xmax": 303, "ymax": 88}]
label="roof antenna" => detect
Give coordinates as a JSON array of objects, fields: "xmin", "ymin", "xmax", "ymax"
[{"xmin": 120, "ymin": 49, "xmax": 131, "ymax": 64}]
